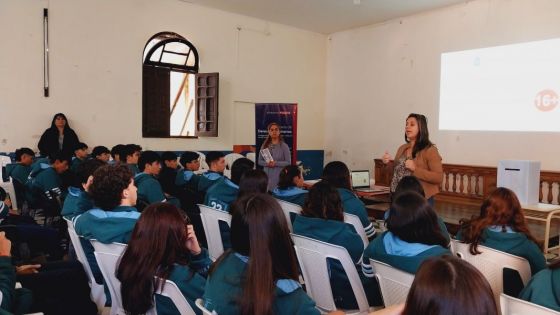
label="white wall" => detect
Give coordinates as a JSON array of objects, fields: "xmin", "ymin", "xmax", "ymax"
[
  {"xmin": 325, "ymin": 0, "xmax": 560, "ymax": 171},
  {"xmin": 0, "ymin": 0, "xmax": 326, "ymax": 152}
]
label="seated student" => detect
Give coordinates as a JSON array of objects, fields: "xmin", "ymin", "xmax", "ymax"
[
  {"xmin": 370, "ymin": 255, "xmax": 498, "ymax": 315},
  {"xmin": 322, "ymin": 161, "xmax": 375, "ymax": 240},
  {"xmin": 203, "ymin": 193, "xmax": 335, "ymax": 315},
  {"xmin": 272, "ymin": 165, "xmax": 308, "ymax": 206},
  {"xmin": 204, "ymin": 158, "xmax": 254, "ymax": 211},
  {"xmin": 293, "ymin": 181, "xmax": 382, "ymax": 309},
  {"xmin": 122, "ymin": 144, "xmax": 142, "ymax": 175},
  {"xmin": 70, "ymin": 142, "xmax": 89, "ymax": 173},
  {"xmin": 118, "ymin": 203, "xmax": 211, "ymax": 315},
  {"xmin": 237, "ymin": 169, "xmax": 268, "ymax": 198},
  {"xmin": 135, "ymin": 151, "xmax": 180, "ymax": 208},
  {"xmin": 110, "ymin": 144, "xmax": 125, "ymax": 164},
  {"xmin": 0, "ymin": 232, "xmax": 33, "ymax": 314},
  {"xmin": 457, "ymin": 187, "xmax": 546, "ymax": 296},
  {"xmin": 91, "ymin": 146, "xmax": 111, "ymax": 163},
  {"xmin": 176, "ymin": 151, "xmax": 201, "ymax": 189},
  {"xmin": 74, "ymin": 164, "xmax": 140, "ymax": 288},
  {"xmin": 158, "ymin": 151, "xmax": 179, "ymax": 197},
  {"xmin": 388, "ymin": 176, "xmax": 450, "ymax": 242},
  {"xmin": 197, "ymin": 151, "xmax": 226, "ymax": 192},
  {"xmin": 28, "ymin": 152, "xmax": 70, "ymax": 214},
  {"xmin": 61, "ymin": 159, "xmax": 105, "ymax": 219},
  {"xmin": 6, "ymin": 147, "xmax": 34, "ymax": 185},
  {"xmin": 362, "ymin": 191, "xmax": 450, "ymax": 275},
  {"xmin": 519, "ymin": 259, "xmax": 560, "ymax": 311}
]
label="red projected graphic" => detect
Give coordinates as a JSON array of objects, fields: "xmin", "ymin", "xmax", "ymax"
[{"xmin": 534, "ymin": 89, "xmax": 559, "ymax": 112}]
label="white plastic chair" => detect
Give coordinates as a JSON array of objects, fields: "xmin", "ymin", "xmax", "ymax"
[
  {"xmin": 276, "ymin": 199, "xmax": 302, "ymax": 232},
  {"xmin": 198, "ymin": 204, "xmax": 231, "ymax": 260},
  {"xmin": 291, "ymin": 234, "xmax": 369, "ymax": 314},
  {"xmin": 500, "ymin": 293, "xmax": 560, "ymax": 315},
  {"xmin": 0, "ymin": 155, "xmax": 18, "ymax": 211},
  {"xmin": 369, "ymin": 259, "xmax": 414, "ymax": 307},
  {"xmin": 245, "ymin": 152, "xmax": 256, "ymax": 163},
  {"xmin": 195, "ymin": 298, "xmax": 215, "ymax": 315},
  {"xmin": 145, "ymin": 278, "xmax": 197, "ymax": 315},
  {"xmin": 194, "ymin": 152, "xmax": 209, "ymax": 172},
  {"xmin": 91, "ymin": 241, "xmax": 127, "ymax": 315},
  {"xmin": 343, "ymin": 213, "xmax": 369, "ymax": 248},
  {"xmin": 65, "ymin": 218, "xmax": 106, "ymax": 314},
  {"xmin": 223, "ymin": 153, "xmax": 245, "ymax": 179},
  {"xmin": 451, "ymin": 239, "xmax": 531, "ymax": 310}
]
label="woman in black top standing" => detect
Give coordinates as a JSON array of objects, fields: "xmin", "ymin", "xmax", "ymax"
[{"xmin": 38, "ymin": 113, "xmax": 80, "ymax": 158}]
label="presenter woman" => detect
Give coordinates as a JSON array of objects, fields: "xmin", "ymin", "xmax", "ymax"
[
  {"xmin": 258, "ymin": 122, "xmax": 291, "ymax": 191},
  {"xmin": 382, "ymin": 113, "xmax": 443, "ymax": 204},
  {"xmin": 38, "ymin": 113, "xmax": 80, "ymax": 158}
]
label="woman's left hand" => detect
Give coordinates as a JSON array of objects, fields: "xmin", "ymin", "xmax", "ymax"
[
  {"xmin": 267, "ymin": 161, "xmax": 276, "ymax": 168},
  {"xmin": 405, "ymin": 159, "xmax": 416, "ymax": 172},
  {"xmin": 185, "ymin": 225, "xmax": 202, "ymax": 255}
]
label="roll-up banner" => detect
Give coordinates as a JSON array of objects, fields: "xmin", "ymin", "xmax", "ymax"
[{"xmin": 255, "ymin": 103, "xmax": 298, "ymax": 164}]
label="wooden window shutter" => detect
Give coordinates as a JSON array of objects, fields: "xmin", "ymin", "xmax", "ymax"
[
  {"xmin": 142, "ymin": 66, "xmax": 170, "ymax": 137},
  {"xmin": 194, "ymin": 72, "xmax": 219, "ymax": 137}
]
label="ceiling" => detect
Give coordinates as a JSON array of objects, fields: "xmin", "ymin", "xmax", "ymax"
[{"xmin": 183, "ymin": 0, "xmax": 468, "ymax": 34}]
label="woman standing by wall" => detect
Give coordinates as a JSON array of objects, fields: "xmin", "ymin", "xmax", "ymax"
[
  {"xmin": 38, "ymin": 113, "xmax": 80, "ymax": 158},
  {"xmin": 258, "ymin": 122, "xmax": 291, "ymax": 191}
]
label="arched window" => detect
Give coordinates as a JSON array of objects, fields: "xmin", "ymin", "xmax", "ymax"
[{"xmin": 142, "ymin": 32, "xmax": 219, "ymax": 138}]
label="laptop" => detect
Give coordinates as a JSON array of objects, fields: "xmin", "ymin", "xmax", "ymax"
[{"xmin": 351, "ymin": 170, "xmax": 375, "ymax": 192}]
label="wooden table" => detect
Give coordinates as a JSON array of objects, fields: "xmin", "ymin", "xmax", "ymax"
[{"xmin": 522, "ymin": 203, "xmax": 560, "ymax": 257}]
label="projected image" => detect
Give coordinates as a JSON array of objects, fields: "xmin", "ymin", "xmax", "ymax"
[{"xmin": 439, "ymin": 37, "xmax": 560, "ymax": 132}]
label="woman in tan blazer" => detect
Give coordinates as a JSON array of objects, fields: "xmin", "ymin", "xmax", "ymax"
[{"xmin": 382, "ymin": 113, "xmax": 443, "ymax": 204}]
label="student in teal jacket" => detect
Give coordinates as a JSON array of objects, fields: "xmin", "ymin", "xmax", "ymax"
[
  {"xmin": 5, "ymin": 148, "xmax": 34, "ymax": 185},
  {"xmin": 293, "ymin": 181, "xmax": 382, "ymax": 309},
  {"xmin": 61, "ymin": 159, "xmax": 104, "ymax": 219},
  {"xmin": 73, "ymin": 164, "xmax": 141, "ymax": 292},
  {"xmin": 204, "ymin": 158, "xmax": 254, "ymax": 211},
  {"xmin": 204, "ymin": 193, "xmax": 330, "ymax": 315},
  {"xmin": 70, "ymin": 142, "xmax": 89, "ymax": 173},
  {"xmin": 28, "ymin": 153, "xmax": 70, "ymax": 210},
  {"xmin": 272, "ymin": 165, "xmax": 308, "ymax": 207},
  {"xmin": 117, "ymin": 203, "xmax": 211, "ymax": 315},
  {"xmin": 121, "ymin": 144, "xmax": 142, "ymax": 175},
  {"xmin": 385, "ymin": 176, "xmax": 450, "ymax": 242},
  {"xmin": 197, "ymin": 151, "xmax": 226, "ymax": 192},
  {"xmin": 519, "ymin": 260, "xmax": 560, "ymax": 311},
  {"xmin": 457, "ymin": 187, "xmax": 546, "ymax": 296},
  {"xmin": 362, "ymin": 191, "xmax": 451, "ymax": 275},
  {"xmin": 0, "ymin": 232, "xmax": 33, "ymax": 315},
  {"xmin": 322, "ymin": 161, "xmax": 376, "ymax": 239},
  {"xmin": 175, "ymin": 151, "xmax": 201, "ymax": 190},
  {"xmin": 135, "ymin": 151, "xmax": 180, "ymax": 208}
]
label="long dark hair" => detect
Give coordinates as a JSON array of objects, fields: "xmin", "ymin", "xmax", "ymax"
[
  {"xmin": 261, "ymin": 122, "xmax": 284, "ymax": 149},
  {"xmin": 277, "ymin": 165, "xmax": 302, "ymax": 190},
  {"xmin": 49, "ymin": 113, "xmax": 71, "ymax": 131},
  {"xmin": 405, "ymin": 113, "xmax": 433, "ymax": 158},
  {"xmin": 302, "ymin": 181, "xmax": 344, "ymax": 221},
  {"xmin": 403, "ymin": 255, "xmax": 498, "ymax": 315},
  {"xmin": 321, "ymin": 161, "xmax": 351, "ymax": 190},
  {"xmin": 214, "ymin": 193, "xmax": 299, "ymax": 315},
  {"xmin": 117, "ymin": 203, "xmax": 191, "ymax": 315},
  {"xmin": 460, "ymin": 187, "xmax": 538, "ymax": 255},
  {"xmin": 238, "ymin": 169, "xmax": 268, "ymax": 197},
  {"xmin": 387, "ymin": 191, "xmax": 448, "ymax": 247}
]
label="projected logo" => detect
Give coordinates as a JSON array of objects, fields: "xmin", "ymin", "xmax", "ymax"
[{"xmin": 534, "ymin": 89, "xmax": 559, "ymax": 112}]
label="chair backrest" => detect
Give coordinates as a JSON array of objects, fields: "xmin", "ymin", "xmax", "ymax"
[
  {"xmin": 223, "ymin": 153, "xmax": 245, "ymax": 179},
  {"xmin": 500, "ymin": 293, "xmax": 560, "ymax": 315},
  {"xmin": 198, "ymin": 204, "xmax": 232, "ymax": 260},
  {"xmin": 370, "ymin": 259, "xmax": 414, "ymax": 307},
  {"xmin": 276, "ymin": 199, "xmax": 302, "ymax": 232},
  {"xmin": 343, "ymin": 213, "xmax": 369, "ymax": 248},
  {"xmin": 145, "ymin": 278, "xmax": 197, "ymax": 315},
  {"xmin": 194, "ymin": 152, "xmax": 209, "ymax": 171},
  {"xmin": 195, "ymin": 298, "xmax": 215, "ymax": 315},
  {"xmin": 64, "ymin": 218, "xmax": 106, "ymax": 313},
  {"xmin": 451, "ymin": 239, "xmax": 531, "ymax": 309},
  {"xmin": 245, "ymin": 152, "xmax": 256, "ymax": 163},
  {"xmin": 291, "ymin": 234, "xmax": 369, "ymax": 314},
  {"xmin": 91, "ymin": 240, "xmax": 128, "ymax": 315}
]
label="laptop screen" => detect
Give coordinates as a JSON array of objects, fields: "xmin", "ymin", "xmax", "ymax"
[{"xmin": 351, "ymin": 170, "xmax": 370, "ymax": 189}]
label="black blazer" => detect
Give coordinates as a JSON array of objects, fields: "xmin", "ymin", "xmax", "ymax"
[{"xmin": 38, "ymin": 128, "xmax": 80, "ymax": 158}]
